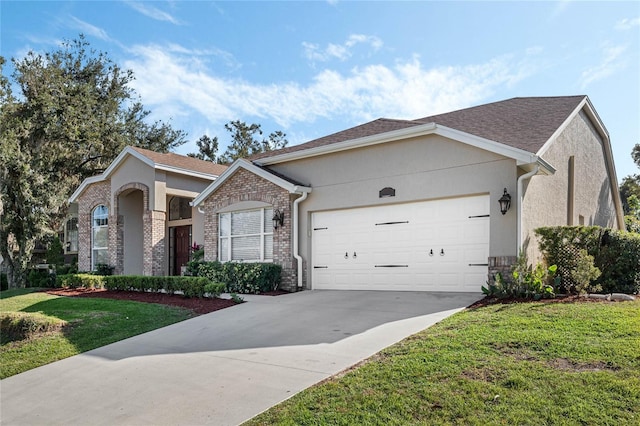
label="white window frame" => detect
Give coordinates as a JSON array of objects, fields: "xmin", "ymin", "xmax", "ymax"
[
  {"xmin": 91, "ymin": 205, "xmax": 109, "ymax": 271},
  {"xmin": 218, "ymin": 208, "xmax": 273, "ymax": 262}
]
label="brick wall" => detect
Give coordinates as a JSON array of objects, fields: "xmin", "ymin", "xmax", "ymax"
[
  {"xmin": 488, "ymin": 256, "xmax": 517, "ymax": 284},
  {"xmin": 203, "ymin": 168, "xmax": 299, "ymax": 291},
  {"xmin": 76, "ymin": 181, "xmax": 111, "ymax": 272}
]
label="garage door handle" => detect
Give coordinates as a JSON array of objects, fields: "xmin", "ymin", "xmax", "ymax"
[
  {"xmin": 469, "ymin": 263, "xmax": 489, "ymax": 266},
  {"xmin": 353, "ymin": 251, "xmax": 357, "ymax": 259},
  {"xmin": 314, "ymin": 266, "xmax": 328, "ymax": 269},
  {"xmin": 375, "ymin": 265, "xmax": 408, "ymax": 268},
  {"xmin": 440, "ymin": 249, "xmax": 445, "ymax": 256}
]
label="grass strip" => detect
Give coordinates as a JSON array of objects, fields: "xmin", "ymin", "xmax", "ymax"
[
  {"xmin": 1, "ymin": 288, "xmax": 193, "ymax": 378},
  {"xmin": 247, "ymin": 300, "xmax": 640, "ymax": 425}
]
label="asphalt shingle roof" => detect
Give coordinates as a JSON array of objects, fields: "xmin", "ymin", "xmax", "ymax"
[
  {"xmin": 252, "ymin": 96, "xmax": 587, "ymax": 161},
  {"xmin": 131, "ymin": 146, "xmax": 228, "ymax": 177}
]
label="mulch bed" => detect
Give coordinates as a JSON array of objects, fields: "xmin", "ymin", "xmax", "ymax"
[
  {"xmin": 468, "ymin": 294, "xmax": 617, "ymax": 309},
  {"xmin": 43, "ymin": 288, "xmax": 238, "ymax": 315}
]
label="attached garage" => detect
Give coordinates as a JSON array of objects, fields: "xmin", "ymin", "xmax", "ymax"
[{"xmin": 312, "ymin": 195, "xmax": 489, "ymax": 292}]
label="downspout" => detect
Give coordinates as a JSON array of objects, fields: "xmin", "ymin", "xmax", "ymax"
[
  {"xmin": 293, "ymin": 191, "xmax": 309, "ymax": 289},
  {"xmin": 516, "ymin": 165, "xmax": 539, "ymax": 253}
]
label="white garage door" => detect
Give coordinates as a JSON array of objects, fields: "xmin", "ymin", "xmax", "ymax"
[{"xmin": 312, "ymin": 195, "xmax": 489, "ymax": 292}]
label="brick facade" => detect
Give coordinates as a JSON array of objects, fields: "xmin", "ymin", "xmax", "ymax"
[
  {"xmin": 77, "ymin": 180, "xmax": 167, "ymax": 276},
  {"xmin": 203, "ymin": 168, "xmax": 300, "ymax": 291},
  {"xmin": 76, "ymin": 181, "xmax": 111, "ymax": 272},
  {"xmin": 488, "ymin": 256, "xmax": 517, "ymax": 283}
]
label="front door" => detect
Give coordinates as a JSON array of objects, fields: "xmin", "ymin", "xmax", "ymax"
[{"xmin": 174, "ymin": 225, "xmax": 192, "ymax": 276}]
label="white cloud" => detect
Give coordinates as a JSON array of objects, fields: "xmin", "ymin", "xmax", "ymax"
[
  {"xmin": 124, "ymin": 43, "xmax": 536, "ymax": 130},
  {"xmin": 69, "ymin": 16, "xmax": 111, "ymax": 41},
  {"xmin": 615, "ymin": 17, "xmax": 640, "ymax": 31},
  {"xmin": 125, "ymin": 1, "xmax": 182, "ymax": 25},
  {"xmin": 580, "ymin": 43, "xmax": 628, "ymax": 88},
  {"xmin": 303, "ymin": 34, "xmax": 383, "ymax": 63}
]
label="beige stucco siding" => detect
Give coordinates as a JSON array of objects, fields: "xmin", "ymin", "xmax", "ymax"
[
  {"xmin": 523, "ymin": 110, "xmax": 620, "ymax": 261},
  {"xmin": 269, "ymin": 134, "xmax": 519, "ymax": 288},
  {"xmin": 110, "ymin": 156, "xmax": 156, "ymax": 209}
]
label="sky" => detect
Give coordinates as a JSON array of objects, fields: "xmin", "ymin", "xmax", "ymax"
[{"xmin": 1, "ymin": 1, "xmax": 639, "ymax": 181}]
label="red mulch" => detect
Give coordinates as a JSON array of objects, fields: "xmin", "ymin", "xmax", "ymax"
[{"xmin": 43, "ymin": 288, "xmax": 238, "ymax": 315}]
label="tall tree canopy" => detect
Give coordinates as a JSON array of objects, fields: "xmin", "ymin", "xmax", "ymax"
[
  {"xmin": 190, "ymin": 120, "xmax": 288, "ymax": 164},
  {"xmin": 0, "ymin": 36, "xmax": 186, "ymax": 287},
  {"xmin": 619, "ymin": 143, "xmax": 640, "ymax": 232}
]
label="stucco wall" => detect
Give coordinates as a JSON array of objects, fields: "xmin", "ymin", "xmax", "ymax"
[
  {"xmin": 523, "ymin": 110, "xmax": 620, "ymax": 262},
  {"xmin": 110, "ymin": 156, "xmax": 156, "ymax": 210},
  {"xmin": 268, "ymin": 134, "xmax": 519, "ymax": 289},
  {"xmin": 120, "ymin": 190, "xmax": 144, "ymax": 275}
]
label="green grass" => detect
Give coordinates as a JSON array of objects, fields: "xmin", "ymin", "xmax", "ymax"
[
  {"xmin": 247, "ymin": 300, "xmax": 640, "ymax": 425},
  {"xmin": 0, "ymin": 288, "xmax": 193, "ymax": 378}
]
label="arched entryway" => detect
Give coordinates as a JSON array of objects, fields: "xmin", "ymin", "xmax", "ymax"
[{"xmin": 115, "ymin": 183, "xmax": 150, "ymax": 275}]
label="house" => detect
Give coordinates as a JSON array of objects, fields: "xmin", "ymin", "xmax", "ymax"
[
  {"xmin": 191, "ymin": 95, "xmax": 624, "ymax": 292},
  {"xmin": 69, "ymin": 146, "xmax": 227, "ymax": 275}
]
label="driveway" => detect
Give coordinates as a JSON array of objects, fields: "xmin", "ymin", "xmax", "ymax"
[{"xmin": 1, "ymin": 290, "xmax": 480, "ymax": 425}]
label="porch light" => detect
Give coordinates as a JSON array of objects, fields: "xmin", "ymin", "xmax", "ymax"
[
  {"xmin": 499, "ymin": 188, "xmax": 512, "ymax": 215},
  {"xmin": 272, "ymin": 209, "xmax": 285, "ymax": 229}
]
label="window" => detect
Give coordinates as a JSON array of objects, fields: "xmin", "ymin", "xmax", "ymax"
[
  {"xmin": 66, "ymin": 217, "xmax": 78, "ymax": 252},
  {"xmin": 219, "ymin": 208, "xmax": 273, "ymax": 262},
  {"xmin": 169, "ymin": 197, "xmax": 192, "ymax": 221},
  {"xmin": 92, "ymin": 205, "xmax": 108, "ymax": 270}
]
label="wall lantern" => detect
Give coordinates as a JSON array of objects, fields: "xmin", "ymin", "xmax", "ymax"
[
  {"xmin": 272, "ymin": 209, "xmax": 285, "ymax": 229},
  {"xmin": 498, "ymin": 188, "xmax": 512, "ymax": 215}
]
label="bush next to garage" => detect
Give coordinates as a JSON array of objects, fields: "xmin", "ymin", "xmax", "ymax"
[
  {"xmin": 103, "ymin": 276, "xmax": 224, "ymax": 298},
  {"xmin": 188, "ymin": 261, "xmax": 282, "ymax": 294},
  {"xmin": 535, "ymin": 226, "xmax": 640, "ymax": 294}
]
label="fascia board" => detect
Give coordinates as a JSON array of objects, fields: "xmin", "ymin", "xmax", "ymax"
[
  {"xmin": 433, "ymin": 125, "xmax": 540, "ymax": 165},
  {"xmin": 155, "ymin": 164, "xmax": 219, "ymax": 180},
  {"xmin": 254, "ymin": 123, "xmax": 438, "ymax": 166},
  {"xmin": 69, "ymin": 174, "xmax": 105, "ymax": 203},
  {"xmin": 192, "ymin": 160, "xmax": 311, "ymax": 207}
]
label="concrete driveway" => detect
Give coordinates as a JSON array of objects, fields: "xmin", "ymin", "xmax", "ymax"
[{"xmin": 1, "ymin": 290, "xmax": 480, "ymax": 425}]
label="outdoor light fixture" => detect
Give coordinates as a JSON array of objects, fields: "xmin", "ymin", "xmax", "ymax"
[
  {"xmin": 499, "ymin": 188, "xmax": 512, "ymax": 215},
  {"xmin": 272, "ymin": 209, "xmax": 285, "ymax": 229}
]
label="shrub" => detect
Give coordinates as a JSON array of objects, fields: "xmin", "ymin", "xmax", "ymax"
[
  {"xmin": 27, "ymin": 269, "xmax": 55, "ymax": 288},
  {"xmin": 535, "ymin": 226, "xmax": 640, "ymax": 294},
  {"xmin": 483, "ymin": 252, "xmax": 557, "ymax": 300},
  {"xmin": 95, "ymin": 264, "xmax": 114, "ymax": 276},
  {"xmin": 1, "ymin": 273, "xmax": 7, "ymax": 291},
  {"xmin": 56, "ymin": 274, "xmax": 106, "ymax": 289},
  {"xmin": 190, "ymin": 261, "xmax": 282, "ymax": 294},
  {"xmin": 570, "ymin": 249, "xmax": 601, "ymax": 294},
  {"xmin": 0, "ymin": 312, "xmax": 67, "ymax": 341},
  {"xmin": 102, "ymin": 275, "xmax": 222, "ymax": 298}
]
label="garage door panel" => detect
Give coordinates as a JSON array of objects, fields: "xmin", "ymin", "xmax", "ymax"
[{"xmin": 312, "ymin": 195, "xmax": 489, "ymax": 292}]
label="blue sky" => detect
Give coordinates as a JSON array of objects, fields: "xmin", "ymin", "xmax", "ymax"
[{"xmin": 2, "ymin": 1, "xmax": 639, "ymax": 181}]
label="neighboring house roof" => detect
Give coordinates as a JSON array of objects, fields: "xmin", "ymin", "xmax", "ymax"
[
  {"xmin": 192, "ymin": 159, "xmax": 312, "ymax": 208},
  {"xmin": 251, "ymin": 96, "xmax": 591, "ymax": 164},
  {"xmin": 69, "ymin": 146, "xmax": 228, "ymax": 203}
]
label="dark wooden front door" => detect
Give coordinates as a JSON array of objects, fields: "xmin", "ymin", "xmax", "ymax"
[{"xmin": 174, "ymin": 225, "xmax": 191, "ymax": 275}]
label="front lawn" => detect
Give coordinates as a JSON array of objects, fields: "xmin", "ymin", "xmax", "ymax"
[
  {"xmin": 247, "ymin": 300, "xmax": 640, "ymax": 425},
  {"xmin": 0, "ymin": 288, "xmax": 193, "ymax": 378}
]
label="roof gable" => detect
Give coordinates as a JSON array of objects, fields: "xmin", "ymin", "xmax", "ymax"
[
  {"xmin": 70, "ymin": 146, "xmax": 228, "ymax": 202},
  {"xmin": 251, "ymin": 96, "xmax": 589, "ymax": 164},
  {"xmin": 192, "ymin": 159, "xmax": 311, "ymax": 208},
  {"xmin": 415, "ymin": 96, "xmax": 587, "ymax": 153}
]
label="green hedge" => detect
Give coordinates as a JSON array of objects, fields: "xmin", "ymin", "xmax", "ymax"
[
  {"xmin": 1, "ymin": 273, "xmax": 7, "ymax": 291},
  {"xmin": 188, "ymin": 261, "xmax": 282, "ymax": 294},
  {"xmin": 56, "ymin": 274, "xmax": 106, "ymax": 289},
  {"xmin": 103, "ymin": 275, "xmax": 224, "ymax": 298},
  {"xmin": 535, "ymin": 226, "xmax": 640, "ymax": 294},
  {"xmin": 55, "ymin": 274, "xmax": 224, "ymax": 298}
]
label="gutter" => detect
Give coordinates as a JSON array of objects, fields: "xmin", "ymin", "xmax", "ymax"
[
  {"xmin": 516, "ymin": 165, "xmax": 539, "ymax": 253},
  {"xmin": 292, "ymin": 190, "xmax": 309, "ymax": 289}
]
